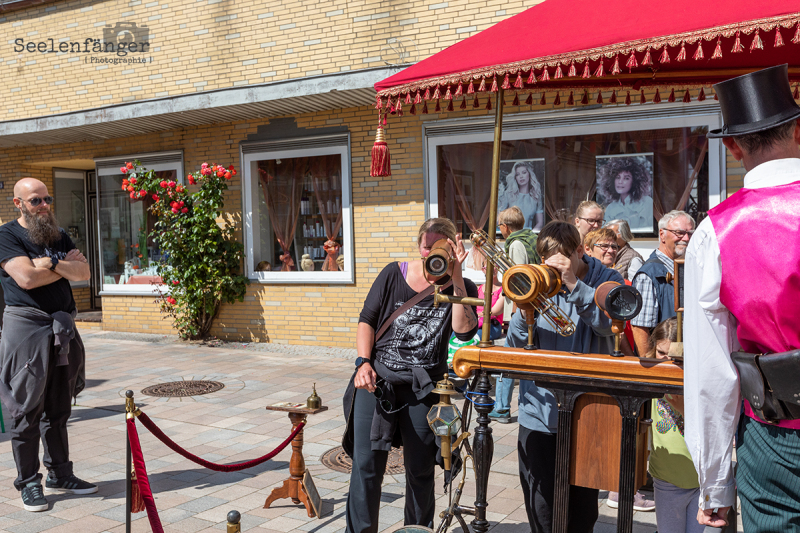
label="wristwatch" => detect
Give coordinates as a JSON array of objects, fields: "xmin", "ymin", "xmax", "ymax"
[
  {"xmin": 49, "ymin": 256, "xmax": 59, "ymax": 271},
  {"xmin": 355, "ymin": 357, "xmax": 371, "ymax": 369}
]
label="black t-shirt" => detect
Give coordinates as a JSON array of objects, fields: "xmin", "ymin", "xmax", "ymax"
[
  {"xmin": 0, "ymin": 219, "xmax": 77, "ymax": 314},
  {"xmin": 359, "ymin": 262, "xmax": 479, "ymax": 371}
]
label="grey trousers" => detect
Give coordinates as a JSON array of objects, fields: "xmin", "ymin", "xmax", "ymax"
[
  {"xmin": 344, "ymin": 386, "xmax": 438, "ymax": 533},
  {"xmin": 10, "ymin": 344, "xmax": 73, "ymax": 490}
]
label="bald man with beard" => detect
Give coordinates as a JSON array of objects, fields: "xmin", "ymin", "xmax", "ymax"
[{"xmin": 0, "ymin": 178, "xmax": 95, "ymax": 512}]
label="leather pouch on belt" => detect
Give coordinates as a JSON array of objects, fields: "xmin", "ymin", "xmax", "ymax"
[{"xmin": 732, "ymin": 349, "xmax": 800, "ymax": 423}]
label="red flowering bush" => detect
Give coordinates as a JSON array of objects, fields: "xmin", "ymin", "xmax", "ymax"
[{"xmin": 122, "ymin": 160, "xmax": 248, "ymax": 339}]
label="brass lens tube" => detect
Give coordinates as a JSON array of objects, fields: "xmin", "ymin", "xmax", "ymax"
[{"xmin": 470, "ymin": 230, "xmax": 576, "ymax": 337}]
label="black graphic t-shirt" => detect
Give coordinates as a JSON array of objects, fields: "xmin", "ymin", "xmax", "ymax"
[
  {"xmin": 359, "ymin": 262, "xmax": 479, "ymax": 371},
  {"xmin": 0, "ymin": 219, "xmax": 77, "ymax": 314}
]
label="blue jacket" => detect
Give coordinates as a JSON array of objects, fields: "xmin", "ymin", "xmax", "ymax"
[{"xmin": 505, "ymin": 256, "xmax": 623, "ymax": 433}]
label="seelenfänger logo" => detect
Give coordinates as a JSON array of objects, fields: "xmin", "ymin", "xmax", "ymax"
[{"xmin": 12, "ymin": 21, "xmax": 153, "ymax": 64}]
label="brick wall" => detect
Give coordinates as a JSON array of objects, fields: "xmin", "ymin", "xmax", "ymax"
[
  {"xmin": 2, "ymin": 0, "xmax": 537, "ymax": 120},
  {"xmin": 0, "ymin": 91, "xmax": 735, "ymax": 347}
]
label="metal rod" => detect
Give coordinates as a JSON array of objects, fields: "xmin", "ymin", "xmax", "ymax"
[
  {"xmin": 479, "ymin": 87, "xmax": 504, "ymax": 347},
  {"xmin": 435, "ymin": 294, "xmax": 486, "ymax": 308},
  {"xmin": 125, "ymin": 390, "xmax": 133, "ymax": 533}
]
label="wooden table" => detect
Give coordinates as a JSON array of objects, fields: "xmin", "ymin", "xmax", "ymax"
[{"xmin": 263, "ymin": 404, "xmax": 328, "ymax": 517}]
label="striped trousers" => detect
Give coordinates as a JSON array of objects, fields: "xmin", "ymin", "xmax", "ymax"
[{"xmin": 736, "ymin": 415, "xmax": 800, "ymax": 532}]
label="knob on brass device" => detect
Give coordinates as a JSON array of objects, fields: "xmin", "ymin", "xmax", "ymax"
[{"xmin": 306, "ymin": 383, "xmax": 322, "ymax": 409}]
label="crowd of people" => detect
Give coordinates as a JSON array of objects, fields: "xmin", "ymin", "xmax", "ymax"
[{"xmin": 345, "ymin": 67, "xmax": 800, "ymax": 533}]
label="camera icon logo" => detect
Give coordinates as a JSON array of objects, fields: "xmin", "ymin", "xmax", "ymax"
[{"xmin": 103, "ymin": 22, "xmax": 149, "ymax": 50}]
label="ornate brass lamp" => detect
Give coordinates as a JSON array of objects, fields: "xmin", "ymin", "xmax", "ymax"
[{"xmin": 427, "ymin": 375, "xmax": 462, "ymax": 471}]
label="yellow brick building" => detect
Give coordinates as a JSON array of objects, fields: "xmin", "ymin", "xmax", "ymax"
[{"xmin": 1, "ymin": 0, "xmax": 733, "ymax": 347}]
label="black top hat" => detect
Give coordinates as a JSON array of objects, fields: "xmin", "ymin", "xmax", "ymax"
[{"xmin": 708, "ymin": 64, "xmax": 800, "ymax": 138}]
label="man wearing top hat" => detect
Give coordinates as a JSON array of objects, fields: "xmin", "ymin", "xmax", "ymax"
[{"xmin": 683, "ymin": 64, "xmax": 800, "ymax": 529}]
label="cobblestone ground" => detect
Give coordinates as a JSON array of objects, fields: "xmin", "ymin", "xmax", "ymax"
[{"xmin": 0, "ymin": 330, "xmax": 740, "ymax": 533}]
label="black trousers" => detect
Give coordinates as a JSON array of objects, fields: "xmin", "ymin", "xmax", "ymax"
[
  {"xmin": 10, "ymin": 346, "xmax": 73, "ymax": 490},
  {"xmin": 518, "ymin": 426, "xmax": 599, "ymax": 533},
  {"xmin": 345, "ymin": 386, "xmax": 438, "ymax": 533}
]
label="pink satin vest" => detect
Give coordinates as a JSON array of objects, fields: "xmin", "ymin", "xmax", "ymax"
[{"xmin": 709, "ymin": 179, "xmax": 800, "ymax": 428}]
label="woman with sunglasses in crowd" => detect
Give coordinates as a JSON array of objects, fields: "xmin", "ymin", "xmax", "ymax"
[{"xmin": 342, "ymin": 218, "xmax": 479, "ymax": 533}]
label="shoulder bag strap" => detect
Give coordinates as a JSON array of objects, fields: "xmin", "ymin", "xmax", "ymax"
[{"xmin": 375, "ymin": 280, "xmax": 453, "ymax": 342}]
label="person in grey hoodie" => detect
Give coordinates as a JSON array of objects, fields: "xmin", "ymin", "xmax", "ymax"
[{"xmin": 506, "ymin": 220, "xmax": 622, "ymax": 533}]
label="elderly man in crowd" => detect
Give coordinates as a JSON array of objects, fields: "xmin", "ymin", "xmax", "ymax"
[
  {"xmin": 0, "ymin": 178, "xmax": 95, "ymax": 512},
  {"xmin": 629, "ymin": 210, "xmax": 694, "ymax": 357}
]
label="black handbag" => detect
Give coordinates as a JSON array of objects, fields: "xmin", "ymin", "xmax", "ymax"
[{"xmin": 731, "ymin": 349, "xmax": 800, "ymax": 423}]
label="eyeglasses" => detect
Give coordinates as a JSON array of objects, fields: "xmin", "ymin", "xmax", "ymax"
[
  {"xmin": 373, "ymin": 379, "xmax": 408, "ymax": 414},
  {"xmin": 578, "ymin": 217, "xmax": 605, "ymax": 226},
  {"xmin": 663, "ymin": 228, "xmax": 694, "ymax": 239},
  {"xmin": 17, "ymin": 196, "xmax": 53, "ymax": 207},
  {"xmin": 593, "ymin": 243, "xmax": 620, "ymax": 251}
]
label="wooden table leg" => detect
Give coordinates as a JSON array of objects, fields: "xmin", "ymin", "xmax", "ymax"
[{"xmin": 264, "ymin": 412, "xmax": 315, "ymax": 518}]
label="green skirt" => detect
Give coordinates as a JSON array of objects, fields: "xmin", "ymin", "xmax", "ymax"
[{"xmin": 736, "ymin": 415, "xmax": 800, "ymax": 532}]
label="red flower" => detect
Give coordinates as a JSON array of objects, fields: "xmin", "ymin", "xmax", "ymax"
[
  {"xmin": 126, "ymin": 162, "xmax": 134, "ymax": 170},
  {"xmin": 160, "ymin": 181, "xmax": 168, "ymax": 188},
  {"xmin": 130, "ymin": 178, "xmax": 137, "ymax": 185},
  {"xmin": 166, "ymin": 296, "xmax": 177, "ymax": 305},
  {"xmin": 188, "ymin": 176, "xmax": 196, "ymax": 185},
  {"xmin": 181, "ymin": 207, "xmax": 188, "ymax": 213},
  {"xmin": 224, "ymin": 172, "xmax": 231, "ymax": 180},
  {"xmin": 176, "ymin": 185, "xmax": 184, "ymax": 193},
  {"xmin": 152, "ymin": 194, "xmax": 159, "ymax": 201},
  {"xmin": 127, "ymin": 186, "xmax": 134, "ymax": 192},
  {"xmin": 216, "ymin": 170, "xmax": 224, "ymax": 178},
  {"xmin": 171, "ymin": 207, "xmax": 179, "ymax": 214},
  {"xmin": 120, "ymin": 167, "xmax": 128, "ymax": 174},
  {"xmin": 232, "ymin": 169, "xmax": 237, "ymax": 176},
  {"xmin": 168, "ymin": 181, "xmax": 176, "ymax": 188},
  {"xmin": 172, "ymin": 280, "xmax": 179, "ymax": 285},
  {"xmin": 129, "ymin": 192, "xmax": 136, "ymax": 199},
  {"xmin": 179, "ymin": 200, "xmax": 184, "ymax": 206},
  {"xmin": 228, "ymin": 165, "xmax": 235, "ymax": 171}
]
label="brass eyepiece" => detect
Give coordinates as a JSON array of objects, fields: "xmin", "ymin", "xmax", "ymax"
[{"xmin": 424, "ymin": 238, "xmax": 453, "ymax": 280}]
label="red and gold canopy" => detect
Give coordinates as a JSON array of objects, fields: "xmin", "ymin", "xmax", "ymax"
[{"xmin": 375, "ymin": 0, "xmax": 800, "ymax": 109}]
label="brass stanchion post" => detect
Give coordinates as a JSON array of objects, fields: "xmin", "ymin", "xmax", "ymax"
[
  {"xmin": 472, "ymin": 87, "xmax": 504, "ymax": 533},
  {"xmin": 227, "ymin": 510, "xmax": 242, "ymax": 533},
  {"xmin": 125, "ymin": 390, "xmax": 134, "ymax": 533}
]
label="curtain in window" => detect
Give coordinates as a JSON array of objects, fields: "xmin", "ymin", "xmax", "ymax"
[
  {"xmin": 258, "ymin": 160, "xmax": 305, "ymax": 271},
  {"xmin": 309, "ymin": 155, "xmax": 343, "ymax": 271}
]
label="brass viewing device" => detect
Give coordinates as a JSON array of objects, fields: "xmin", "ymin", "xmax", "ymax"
[
  {"xmin": 470, "ymin": 230, "xmax": 576, "ymax": 347},
  {"xmin": 593, "ymin": 281, "xmax": 643, "ymax": 357}
]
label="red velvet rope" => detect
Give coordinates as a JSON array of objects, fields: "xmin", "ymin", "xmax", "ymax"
[
  {"xmin": 127, "ymin": 418, "xmax": 165, "ymax": 533},
  {"xmin": 137, "ymin": 411, "xmax": 304, "ymax": 472}
]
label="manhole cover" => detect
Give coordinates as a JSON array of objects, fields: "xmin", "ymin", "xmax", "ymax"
[
  {"xmin": 321, "ymin": 446, "xmax": 405, "ymax": 474},
  {"xmin": 142, "ymin": 380, "xmax": 225, "ymax": 398}
]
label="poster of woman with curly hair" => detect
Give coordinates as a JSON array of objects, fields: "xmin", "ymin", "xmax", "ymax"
[
  {"xmin": 497, "ymin": 159, "xmax": 545, "ymax": 231},
  {"xmin": 596, "ymin": 154, "xmax": 654, "ymax": 233}
]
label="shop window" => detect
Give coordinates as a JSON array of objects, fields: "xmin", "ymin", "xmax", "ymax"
[
  {"xmin": 429, "ymin": 108, "xmax": 722, "ymax": 239},
  {"xmin": 94, "ymin": 152, "xmax": 183, "ymax": 294},
  {"xmin": 242, "ymin": 134, "xmax": 353, "ymax": 283},
  {"xmin": 53, "ymin": 169, "xmax": 88, "ymax": 288}
]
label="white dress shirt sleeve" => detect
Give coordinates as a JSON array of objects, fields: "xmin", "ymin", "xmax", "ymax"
[{"xmin": 683, "ymin": 216, "xmax": 741, "ymax": 510}]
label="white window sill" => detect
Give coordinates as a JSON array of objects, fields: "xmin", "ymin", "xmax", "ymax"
[
  {"xmin": 100, "ymin": 284, "xmax": 169, "ymax": 296},
  {"xmin": 251, "ymin": 271, "xmax": 354, "ymax": 284}
]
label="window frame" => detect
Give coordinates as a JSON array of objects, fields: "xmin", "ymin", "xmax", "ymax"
[
  {"xmin": 240, "ymin": 134, "xmax": 354, "ymax": 284},
  {"xmin": 423, "ymin": 103, "xmax": 725, "ymax": 251},
  {"xmin": 94, "ymin": 151, "xmax": 183, "ymax": 296},
  {"xmin": 53, "ymin": 168, "xmax": 90, "ymax": 289}
]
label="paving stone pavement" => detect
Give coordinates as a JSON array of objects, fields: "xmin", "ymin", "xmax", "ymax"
[{"xmin": 0, "ymin": 330, "xmax": 740, "ymax": 533}]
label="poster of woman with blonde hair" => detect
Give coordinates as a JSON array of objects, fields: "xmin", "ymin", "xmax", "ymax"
[
  {"xmin": 497, "ymin": 159, "xmax": 545, "ymax": 231},
  {"xmin": 596, "ymin": 154, "xmax": 654, "ymax": 233}
]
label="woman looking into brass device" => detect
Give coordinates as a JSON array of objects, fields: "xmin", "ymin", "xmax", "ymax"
[
  {"xmin": 503, "ymin": 221, "xmax": 624, "ymax": 533},
  {"xmin": 341, "ymin": 218, "xmax": 479, "ymax": 533}
]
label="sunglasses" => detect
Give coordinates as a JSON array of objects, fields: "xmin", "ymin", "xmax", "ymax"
[
  {"xmin": 373, "ymin": 379, "xmax": 408, "ymax": 414},
  {"xmin": 18, "ymin": 196, "xmax": 54, "ymax": 207}
]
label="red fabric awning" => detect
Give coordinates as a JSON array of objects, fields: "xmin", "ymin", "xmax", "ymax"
[{"xmin": 375, "ymin": 0, "xmax": 800, "ymax": 102}]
